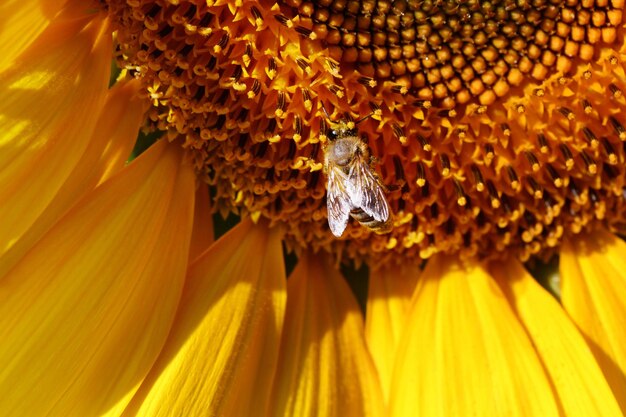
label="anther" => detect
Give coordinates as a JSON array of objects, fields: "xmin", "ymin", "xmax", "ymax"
[
  {"xmin": 582, "ymin": 99, "xmax": 593, "ymax": 114},
  {"xmin": 416, "ymin": 162, "xmax": 426, "ymax": 187},
  {"xmin": 251, "ymin": 6, "xmax": 263, "ymax": 25},
  {"xmin": 309, "ymin": 142, "xmax": 320, "ymax": 159},
  {"xmin": 293, "ymin": 116, "xmax": 303, "ymax": 141},
  {"xmin": 146, "ymin": 4, "xmax": 161, "ymax": 18},
  {"xmin": 453, "ymin": 179, "xmax": 467, "ymax": 206},
  {"xmin": 369, "ymin": 101, "xmax": 381, "ymax": 113},
  {"xmin": 568, "ymin": 180, "xmax": 581, "ymax": 200},
  {"xmin": 214, "ymin": 33, "xmax": 230, "ymax": 53},
  {"xmin": 183, "ymin": 4, "xmax": 197, "ymax": 19},
  {"xmin": 274, "ymin": 14, "xmax": 293, "ymax": 27},
  {"xmin": 302, "ymin": 89, "xmax": 312, "ymax": 111},
  {"xmin": 178, "ymin": 44, "xmax": 193, "ymax": 57},
  {"xmin": 537, "ymin": 133, "xmax": 550, "ymax": 153},
  {"xmin": 392, "ymin": 124, "xmax": 407, "ymax": 144},
  {"xmin": 413, "ymin": 100, "xmax": 432, "ymax": 109},
  {"xmin": 417, "ymin": 134, "xmax": 432, "ymax": 151},
  {"xmin": 506, "ymin": 165, "xmax": 520, "ymax": 189},
  {"xmin": 193, "ymin": 86, "xmax": 205, "ymax": 101},
  {"xmin": 582, "ymin": 127, "xmax": 599, "ymax": 148},
  {"xmin": 158, "ymin": 25, "xmax": 174, "ymax": 38},
  {"xmin": 604, "ymin": 164, "xmax": 618, "ymax": 179},
  {"xmin": 580, "ymin": 151, "xmax": 597, "ymax": 174},
  {"xmin": 558, "ymin": 106, "xmax": 575, "ymax": 120},
  {"xmin": 243, "ymin": 43, "xmax": 252, "ymax": 66},
  {"xmin": 206, "ymin": 55, "xmax": 217, "ymax": 71},
  {"xmin": 487, "ymin": 181, "xmax": 500, "ymax": 208},
  {"xmin": 527, "ymin": 177, "xmax": 543, "ymax": 199},
  {"xmin": 267, "ymin": 57, "xmax": 277, "ymax": 79},
  {"xmin": 609, "ymin": 83, "xmax": 623, "ymax": 98},
  {"xmin": 546, "ymin": 164, "xmax": 563, "ymax": 187},
  {"xmin": 216, "ymin": 90, "xmax": 229, "ymax": 107},
  {"xmin": 440, "ymin": 154, "xmax": 451, "ymax": 176},
  {"xmin": 598, "ymin": 138, "xmax": 617, "ymax": 165},
  {"xmin": 358, "ymin": 76, "xmax": 377, "ymax": 87},
  {"xmin": 237, "ymin": 109, "xmax": 249, "ymax": 124},
  {"xmin": 237, "ymin": 133, "xmax": 249, "ymax": 149},
  {"xmin": 391, "ymin": 85, "xmax": 408, "ymax": 95},
  {"xmin": 211, "ymin": 115, "xmax": 226, "ymax": 131},
  {"xmin": 296, "ymin": 58, "xmax": 311, "ymax": 74},
  {"xmin": 275, "ymin": 91, "xmax": 286, "ymax": 117},
  {"xmin": 295, "ymin": 26, "xmax": 317, "ymax": 39},
  {"xmin": 265, "ymin": 118, "xmax": 277, "ymax": 136},
  {"xmin": 609, "ymin": 116, "xmax": 626, "ymax": 140},
  {"xmin": 319, "ymin": 119, "xmax": 328, "ymax": 138},
  {"xmin": 325, "ymin": 59, "xmax": 340, "ymax": 76},
  {"xmin": 230, "ymin": 65, "xmax": 242, "ymax": 82},
  {"xmin": 328, "ymin": 84, "xmax": 344, "ymax": 97},
  {"xmin": 500, "ymin": 123, "xmax": 511, "ymax": 136},
  {"xmin": 198, "ymin": 13, "xmax": 214, "ymax": 28},
  {"xmin": 287, "ymin": 140, "xmax": 297, "ymax": 160},
  {"xmin": 471, "ymin": 165, "xmax": 485, "ymax": 192},
  {"xmin": 247, "ymin": 79, "xmax": 261, "ymax": 99},
  {"xmin": 393, "ymin": 156, "xmax": 405, "ymax": 183},
  {"xmin": 525, "ymin": 151, "xmax": 540, "ymax": 172},
  {"xmin": 559, "ymin": 143, "xmax": 574, "ymax": 169},
  {"xmin": 255, "ymin": 140, "xmax": 269, "ymax": 158},
  {"xmin": 309, "ymin": 171, "xmax": 320, "ymax": 188},
  {"xmin": 484, "ymin": 144, "xmax": 495, "ymax": 164}
]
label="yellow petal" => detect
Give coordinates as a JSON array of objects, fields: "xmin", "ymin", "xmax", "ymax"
[
  {"xmin": 123, "ymin": 219, "xmax": 286, "ymax": 417},
  {"xmin": 560, "ymin": 230, "xmax": 626, "ymax": 412},
  {"xmin": 491, "ymin": 259, "xmax": 623, "ymax": 417},
  {"xmin": 0, "ymin": 80, "xmax": 144, "ymax": 275},
  {"xmin": 0, "ymin": 12, "xmax": 111, "ymax": 261},
  {"xmin": 188, "ymin": 185, "xmax": 215, "ymax": 262},
  {"xmin": 94, "ymin": 80, "xmax": 147, "ymax": 185},
  {"xmin": 267, "ymin": 254, "xmax": 384, "ymax": 417},
  {"xmin": 365, "ymin": 265, "xmax": 418, "ymax": 403},
  {"xmin": 0, "ymin": 0, "xmax": 69, "ymax": 73},
  {"xmin": 390, "ymin": 254, "xmax": 560, "ymax": 417},
  {"xmin": 0, "ymin": 141, "xmax": 195, "ymax": 417}
]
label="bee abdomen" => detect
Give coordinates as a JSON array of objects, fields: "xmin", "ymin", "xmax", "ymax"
[{"xmin": 350, "ymin": 208, "xmax": 392, "ymax": 234}]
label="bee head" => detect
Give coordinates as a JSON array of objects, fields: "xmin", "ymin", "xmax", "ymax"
[{"xmin": 327, "ymin": 120, "xmax": 357, "ymax": 141}]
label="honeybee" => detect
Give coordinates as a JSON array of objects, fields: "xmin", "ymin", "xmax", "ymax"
[{"xmin": 322, "ymin": 116, "xmax": 393, "ymax": 237}]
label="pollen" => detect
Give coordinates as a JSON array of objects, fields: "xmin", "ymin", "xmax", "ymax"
[{"xmin": 107, "ymin": 0, "xmax": 626, "ymax": 265}]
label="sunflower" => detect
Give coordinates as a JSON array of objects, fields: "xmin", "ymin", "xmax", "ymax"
[{"xmin": 1, "ymin": 0, "xmax": 626, "ymax": 415}]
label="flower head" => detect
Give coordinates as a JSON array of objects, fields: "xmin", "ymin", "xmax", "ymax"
[
  {"xmin": 108, "ymin": 0, "xmax": 626, "ymax": 266},
  {"xmin": 2, "ymin": 0, "xmax": 626, "ymax": 416}
]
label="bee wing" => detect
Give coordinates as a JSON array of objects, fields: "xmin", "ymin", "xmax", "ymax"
[
  {"xmin": 348, "ymin": 156, "xmax": 390, "ymax": 222},
  {"xmin": 326, "ymin": 166, "xmax": 352, "ymax": 237}
]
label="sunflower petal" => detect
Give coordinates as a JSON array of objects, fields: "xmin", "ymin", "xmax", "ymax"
[
  {"xmin": 188, "ymin": 185, "xmax": 215, "ymax": 262},
  {"xmin": 365, "ymin": 265, "xmax": 419, "ymax": 402},
  {"xmin": 389, "ymin": 254, "xmax": 560, "ymax": 417},
  {"xmin": 560, "ymin": 230, "xmax": 626, "ymax": 411},
  {"xmin": 491, "ymin": 260, "xmax": 623, "ymax": 416},
  {"xmin": 123, "ymin": 219, "xmax": 286, "ymax": 417},
  {"xmin": 0, "ymin": 12, "xmax": 111, "ymax": 261},
  {"xmin": 0, "ymin": 0, "xmax": 69, "ymax": 73},
  {"xmin": 267, "ymin": 254, "xmax": 384, "ymax": 417},
  {"xmin": 0, "ymin": 80, "xmax": 144, "ymax": 275},
  {"xmin": 0, "ymin": 141, "xmax": 195, "ymax": 417}
]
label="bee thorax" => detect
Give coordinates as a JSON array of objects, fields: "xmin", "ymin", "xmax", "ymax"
[{"xmin": 328, "ymin": 138, "xmax": 359, "ymax": 167}]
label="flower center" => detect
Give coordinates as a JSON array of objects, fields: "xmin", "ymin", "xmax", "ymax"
[{"xmin": 107, "ymin": 0, "xmax": 626, "ymax": 265}]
